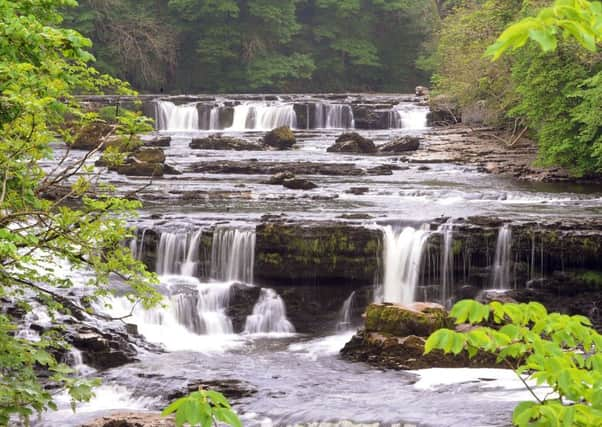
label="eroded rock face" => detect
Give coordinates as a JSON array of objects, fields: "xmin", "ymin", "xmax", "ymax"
[
  {"xmin": 254, "ymin": 222, "xmax": 381, "ymax": 286},
  {"xmin": 68, "ymin": 325, "xmax": 138, "ymax": 370},
  {"xmin": 263, "ymin": 126, "xmax": 296, "ymax": 150},
  {"xmin": 190, "ymin": 135, "xmax": 265, "ymax": 151},
  {"xmin": 379, "ymin": 136, "xmax": 420, "ymax": 153},
  {"xmin": 328, "ymin": 133, "xmax": 377, "ymax": 154}
]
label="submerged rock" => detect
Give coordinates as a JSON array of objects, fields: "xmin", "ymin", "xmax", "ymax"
[
  {"xmin": 282, "ymin": 178, "xmax": 318, "ymax": 190},
  {"xmin": 328, "ymin": 132, "xmax": 377, "ymax": 154},
  {"xmin": 379, "ymin": 136, "xmax": 421, "ymax": 153},
  {"xmin": 263, "ymin": 126, "xmax": 296, "ymax": 150},
  {"xmin": 190, "ymin": 135, "xmax": 265, "ymax": 151}
]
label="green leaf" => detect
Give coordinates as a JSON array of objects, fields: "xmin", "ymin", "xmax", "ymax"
[{"xmin": 214, "ymin": 407, "xmax": 243, "ymax": 427}]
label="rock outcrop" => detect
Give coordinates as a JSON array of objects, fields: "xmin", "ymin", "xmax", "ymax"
[
  {"xmin": 341, "ymin": 303, "xmax": 500, "ymax": 370},
  {"xmin": 190, "ymin": 135, "xmax": 266, "ymax": 151},
  {"xmin": 378, "ymin": 136, "xmax": 421, "ymax": 153},
  {"xmin": 263, "ymin": 126, "xmax": 296, "ymax": 150},
  {"xmin": 328, "ymin": 133, "xmax": 377, "ymax": 154},
  {"xmin": 70, "ymin": 122, "xmax": 114, "ymax": 150}
]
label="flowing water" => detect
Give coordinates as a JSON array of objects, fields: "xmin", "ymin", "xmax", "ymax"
[{"xmin": 34, "ymin": 93, "xmax": 602, "ymax": 426}]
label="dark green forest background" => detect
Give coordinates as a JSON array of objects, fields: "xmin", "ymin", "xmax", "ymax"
[{"xmin": 65, "ymin": 0, "xmax": 445, "ymax": 93}]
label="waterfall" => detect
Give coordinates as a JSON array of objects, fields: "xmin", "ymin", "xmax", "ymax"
[
  {"xmin": 381, "ymin": 225, "xmax": 431, "ymax": 305},
  {"xmin": 130, "ymin": 228, "xmax": 148, "ymax": 261},
  {"xmin": 209, "ymin": 107, "xmax": 220, "ymax": 130},
  {"xmin": 491, "ymin": 224, "xmax": 512, "ymax": 289},
  {"xmin": 244, "ymin": 288, "xmax": 295, "ymax": 334},
  {"xmin": 64, "ymin": 348, "xmax": 94, "ymax": 375},
  {"xmin": 438, "ymin": 220, "xmax": 454, "ymax": 306},
  {"xmin": 210, "ymin": 227, "xmax": 256, "ymax": 283},
  {"xmin": 314, "ymin": 104, "xmax": 354, "ymax": 129},
  {"xmin": 156, "ymin": 101, "xmax": 199, "ymax": 131},
  {"xmin": 395, "ymin": 105, "xmax": 429, "ymax": 130},
  {"xmin": 227, "ymin": 103, "xmax": 296, "ymax": 131},
  {"xmin": 336, "ymin": 291, "xmax": 356, "ymax": 332},
  {"xmin": 156, "ymin": 229, "xmax": 203, "ymax": 276}
]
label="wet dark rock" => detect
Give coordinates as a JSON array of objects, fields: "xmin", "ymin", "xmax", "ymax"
[
  {"xmin": 282, "ymin": 178, "xmax": 318, "ymax": 190},
  {"xmin": 417, "ymin": 165, "xmax": 431, "ymax": 171},
  {"xmin": 68, "ymin": 325, "xmax": 138, "ymax": 370},
  {"xmin": 379, "ymin": 136, "xmax": 421, "ymax": 153},
  {"xmin": 227, "ymin": 283, "xmax": 261, "ymax": 332},
  {"xmin": 163, "ymin": 163, "xmax": 182, "ymax": 175},
  {"xmin": 188, "ymin": 160, "xmax": 396, "ymax": 176},
  {"xmin": 264, "ymin": 171, "xmax": 295, "ymax": 185},
  {"xmin": 113, "ymin": 162, "xmax": 164, "ymax": 177},
  {"xmin": 144, "ymin": 136, "xmax": 171, "ymax": 147},
  {"xmin": 168, "ymin": 379, "xmax": 256, "ymax": 401},
  {"xmin": 190, "ymin": 135, "xmax": 265, "ymax": 151},
  {"xmin": 345, "ymin": 187, "xmax": 369, "ymax": 195},
  {"xmin": 328, "ymin": 133, "xmax": 377, "ymax": 154},
  {"xmin": 427, "ymin": 95, "xmax": 460, "ymax": 126},
  {"xmin": 338, "ymin": 213, "xmax": 375, "ymax": 220},
  {"xmin": 82, "ymin": 412, "xmax": 174, "ymax": 427},
  {"xmin": 263, "ymin": 126, "xmax": 296, "ymax": 150},
  {"xmin": 255, "ymin": 222, "xmax": 381, "ymax": 286},
  {"xmin": 352, "ymin": 106, "xmax": 390, "ymax": 130}
]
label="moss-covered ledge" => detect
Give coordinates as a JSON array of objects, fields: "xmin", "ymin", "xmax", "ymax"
[{"xmin": 254, "ymin": 222, "xmax": 381, "ymax": 287}]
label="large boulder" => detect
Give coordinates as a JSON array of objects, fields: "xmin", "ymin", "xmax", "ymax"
[
  {"xmin": 113, "ymin": 162, "xmax": 164, "ymax": 177},
  {"xmin": 263, "ymin": 126, "xmax": 296, "ymax": 150},
  {"xmin": 378, "ymin": 136, "xmax": 421, "ymax": 153},
  {"xmin": 364, "ymin": 303, "xmax": 451, "ymax": 337},
  {"xmin": 327, "ymin": 133, "xmax": 377, "ymax": 154},
  {"xmin": 427, "ymin": 95, "xmax": 460, "ymax": 126},
  {"xmin": 190, "ymin": 135, "xmax": 265, "ymax": 151}
]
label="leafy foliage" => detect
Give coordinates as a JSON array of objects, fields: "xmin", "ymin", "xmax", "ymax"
[
  {"xmin": 162, "ymin": 389, "xmax": 242, "ymax": 427},
  {"xmin": 0, "ymin": 0, "xmax": 161, "ymax": 423},
  {"xmin": 425, "ymin": 300, "xmax": 602, "ymax": 426},
  {"xmin": 486, "ymin": 0, "xmax": 602, "ymax": 59}
]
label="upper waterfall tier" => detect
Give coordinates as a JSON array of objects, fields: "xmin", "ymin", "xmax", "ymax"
[{"xmin": 140, "ymin": 94, "xmax": 429, "ymax": 132}]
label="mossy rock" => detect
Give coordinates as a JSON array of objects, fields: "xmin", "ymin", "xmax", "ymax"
[
  {"xmin": 263, "ymin": 126, "xmax": 296, "ymax": 150},
  {"xmin": 70, "ymin": 121, "xmax": 114, "ymax": 150},
  {"xmin": 131, "ymin": 148, "xmax": 165, "ymax": 164},
  {"xmin": 364, "ymin": 303, "xmax": 451, "ymax": 337}
]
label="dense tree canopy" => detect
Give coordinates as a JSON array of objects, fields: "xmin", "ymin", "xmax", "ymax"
[{"xmin": 66, "ymin": 0, "xmax": 440, "ymax": 93}]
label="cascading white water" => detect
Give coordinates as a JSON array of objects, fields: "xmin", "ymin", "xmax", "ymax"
[
  {"xmin": 438, "ymin": 220, "xmax": 454, "ymax": 306},
  {"xmin": 244, "ymin": 288, "xmax": 295, "ymax": 334},
  {"xmin": 314, "ymin": 103, "xmax": 354, "ymax": 129},
  {"xmin": 130, "ymin": 229, "xmax": 147, "ymax": 261},
  {"xmin": 155, "ymin": 229, "xmax": 203, "ymax": 276},
  {"xmin": 181, "ymin": 229, "xmax": 204, "ymax": 277},
  {"xmin": 395, "ymin": 105, "xmax": 429, "ymax": 130},
  {"xmin": 209, "ymin": 107, "xmax": 220, "ymax": 130},
  {"xmin": 228, "ymin": 103, "xmax": 296, "ymax": 131},
  {"xmin": 492, "ymin": 224, "xmax": 512, "ymax": 289},
  {"xmin": 381, "ymin": 225, "xmax": 431, "ymax": 305},
  {"xmin": 336, "ymin": 291, "xmax": 356, "ymax": 332},
  {"xmin": 100, "ymin": 277, "xmax": 237, "ymax": 351},
  {"xmin": 156, "ymin": 101, "xmax": 199, "ymax": 131},
  {"xmin": 210, "ymin": 227, "xmax": 255, "ymax": 283}
]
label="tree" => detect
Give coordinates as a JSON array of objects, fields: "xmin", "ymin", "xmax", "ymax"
[
  {"xmin": 426, "ymin": 300, "xmax": 602, "ymax": 426},
  {"xmin": 0, "ymin": 0, "xmax": 161, "ymax": 423}
]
